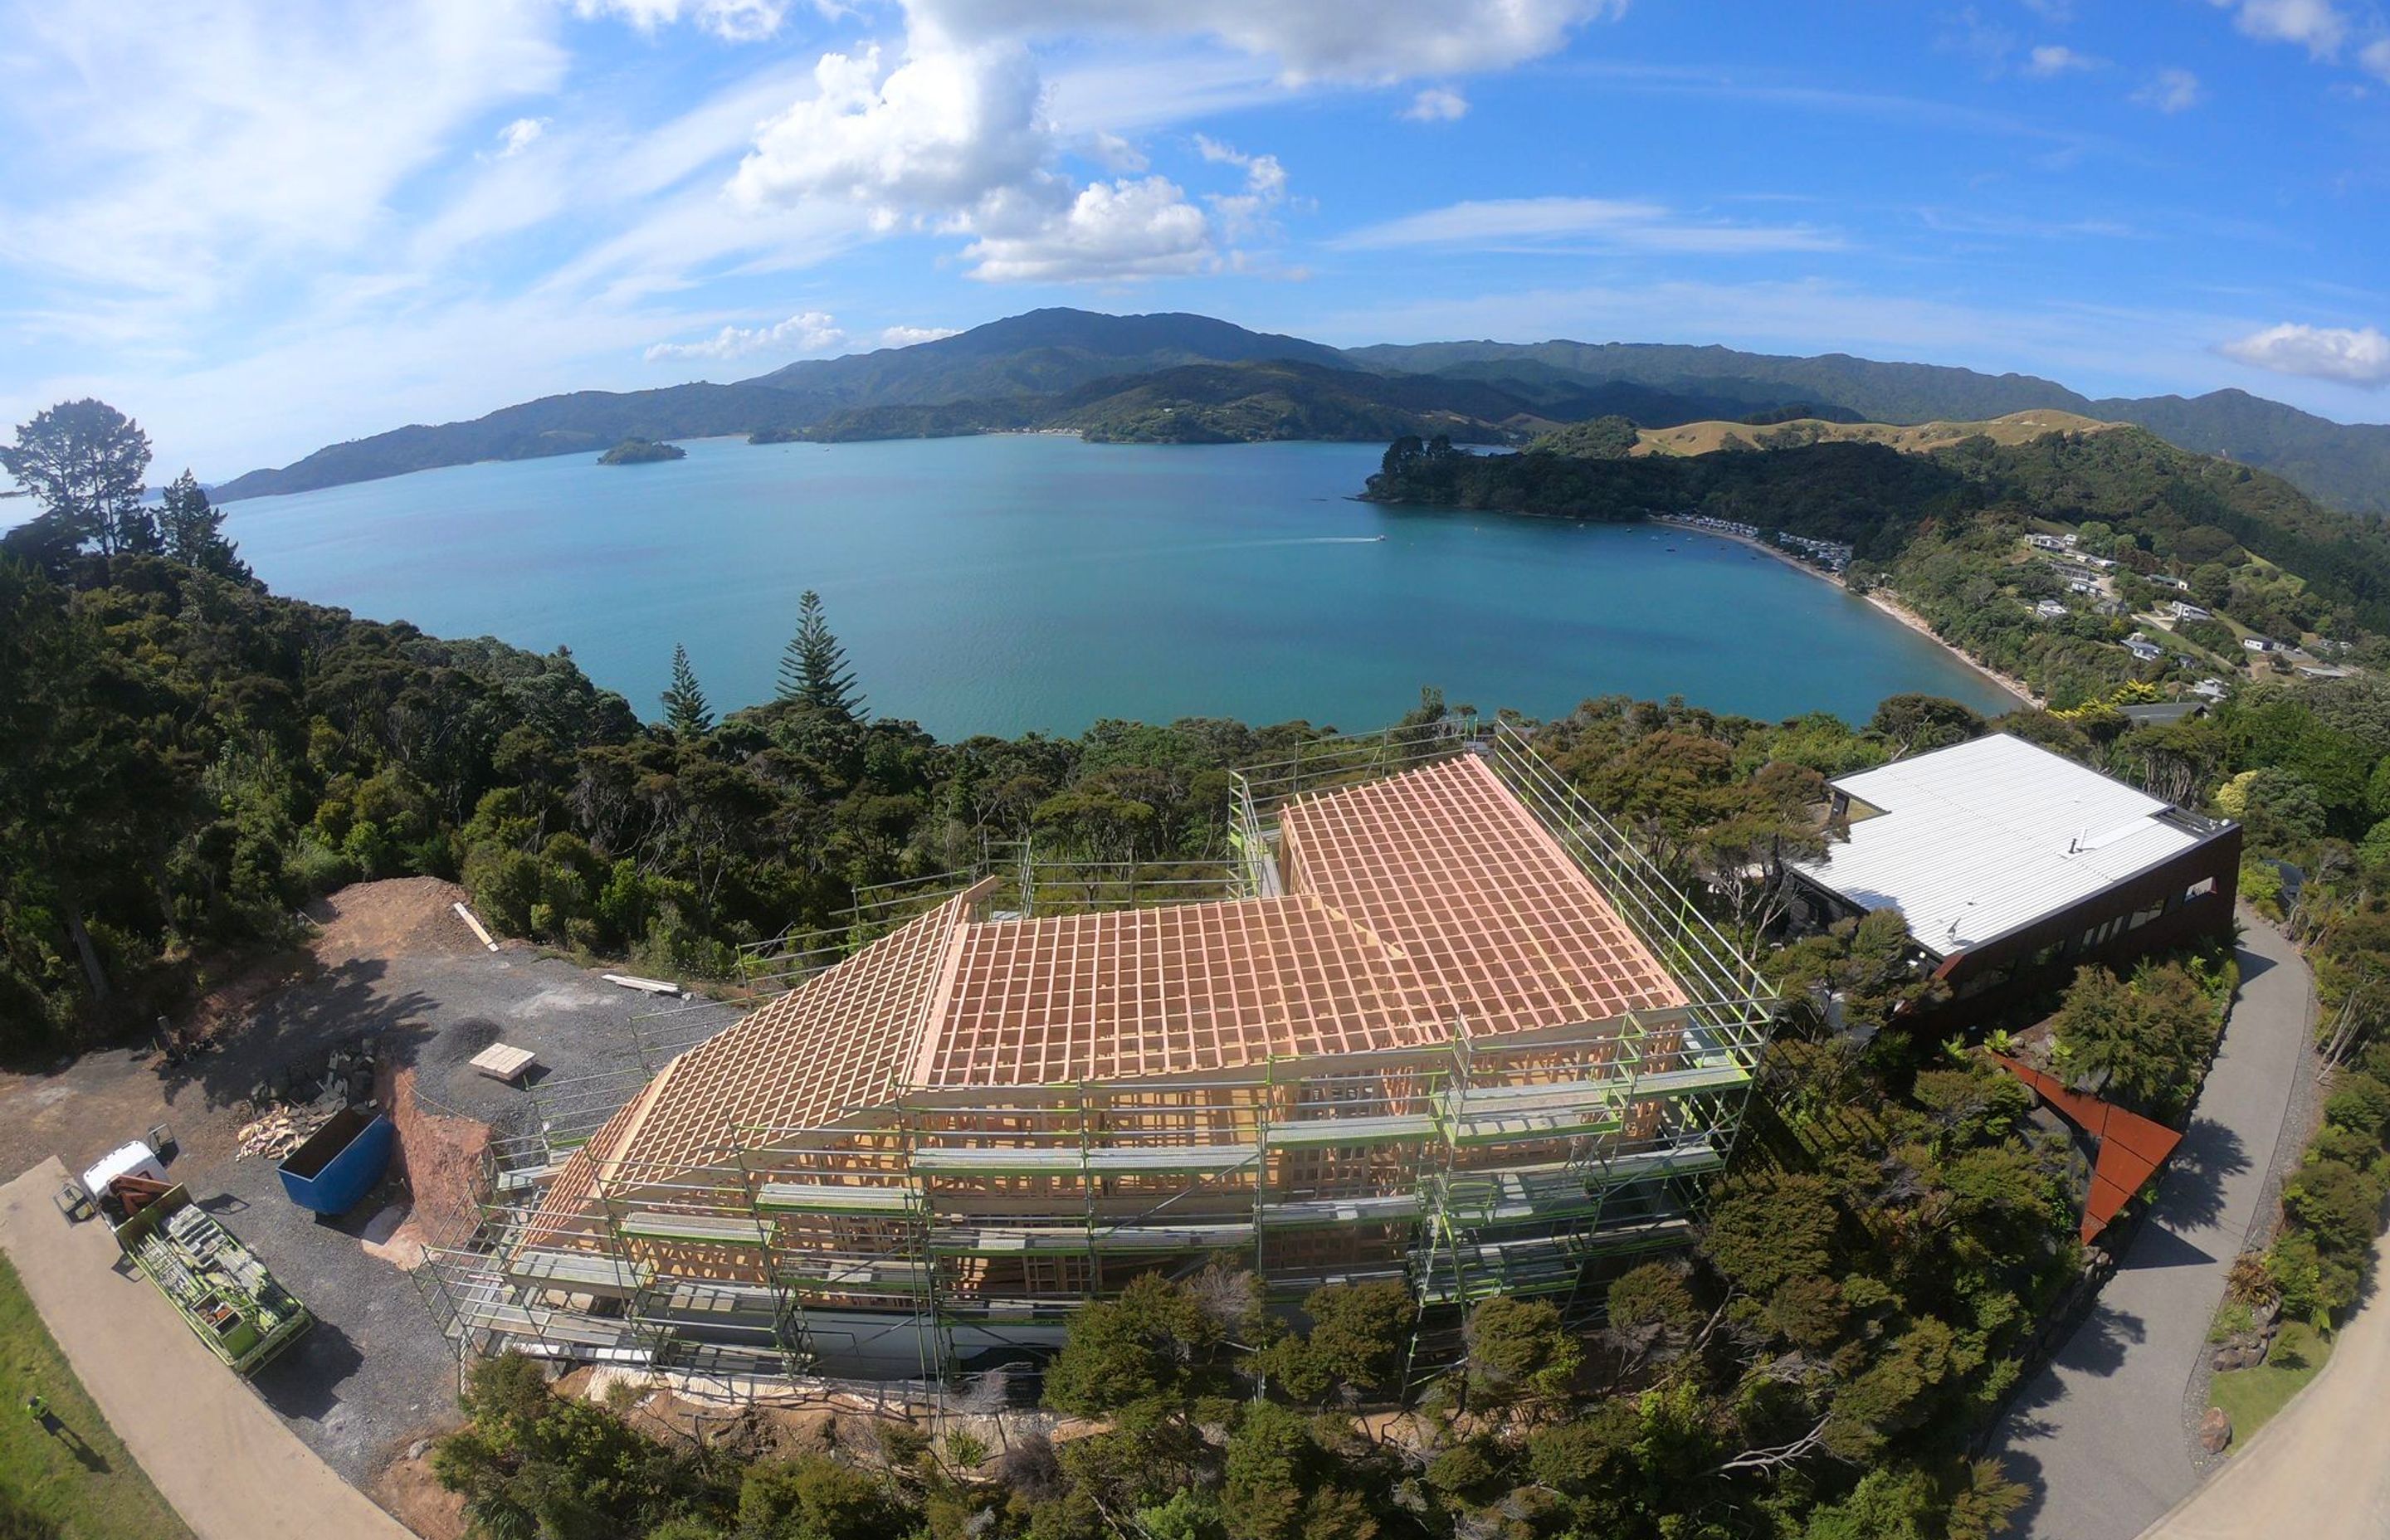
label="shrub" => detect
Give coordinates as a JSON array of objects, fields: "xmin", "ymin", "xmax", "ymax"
[{"xmin": 2322, "ymin": 1071, "xmax": 2390, "ymax": 1143}]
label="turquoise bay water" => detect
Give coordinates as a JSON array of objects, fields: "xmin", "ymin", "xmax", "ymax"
[{"xmin": 222, "ymin": 435, "xmax": 2013, "ymax": 738}]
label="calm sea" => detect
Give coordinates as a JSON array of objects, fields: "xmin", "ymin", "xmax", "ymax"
[{"xmin": 220, "ymin": 435, "xmax": 2013, "ymax": 737}]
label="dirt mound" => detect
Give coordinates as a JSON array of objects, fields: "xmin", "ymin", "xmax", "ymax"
[
  {"xmin": 311, "ymin": 879, "xmax": 480, "ymax": 964},
  {"xmin": 377, "ymin": 1062, "xmax": 492, "ymax": 1260}
]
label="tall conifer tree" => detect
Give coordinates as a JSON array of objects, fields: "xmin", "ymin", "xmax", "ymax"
[
  {"xmin": 775, "ymin": 590, "xmax": 866, "ymax": 719},
  {"xmin": 661, "ymin": 642, "xmax": 714, "ymax": 736}
]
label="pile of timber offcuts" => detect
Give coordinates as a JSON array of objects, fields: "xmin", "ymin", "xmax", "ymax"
[{"xmin": 236, "ymin": 1105, "xmax": 332, "ymax": 1161}]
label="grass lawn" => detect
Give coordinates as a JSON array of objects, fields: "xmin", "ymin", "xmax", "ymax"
[
  {"xmin": 0, "ymin": 1251, "xmax": 193, "ymax": 1540},
  {"xmin": 2210, "ymin": 1318, "xmax": 2334, "ymax": 1450}
]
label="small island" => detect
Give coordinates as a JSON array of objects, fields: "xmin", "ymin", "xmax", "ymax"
[{"xmin": 598, "ymin": 437, "xmax": 685, "ymax": 465}]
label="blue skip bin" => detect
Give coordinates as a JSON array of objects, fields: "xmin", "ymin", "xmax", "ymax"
[{"xmin": 277, "ymin": 1107, "xmax": 397, "ymax": 1216}]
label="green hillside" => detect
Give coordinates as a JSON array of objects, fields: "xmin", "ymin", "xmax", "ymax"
[{"xmin": 212, "ymin": 309, "xmax": 2390, "ymax": 515}]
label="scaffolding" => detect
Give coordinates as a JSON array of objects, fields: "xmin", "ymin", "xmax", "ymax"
[{"xmin": 422, "ymin": 718, "xmax": 1776, "ymax": 1384}]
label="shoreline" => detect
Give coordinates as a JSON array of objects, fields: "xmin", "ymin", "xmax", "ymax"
[{"xmin": 1665, "ymin": 521, "xmax": 2043, "ymax": 714}]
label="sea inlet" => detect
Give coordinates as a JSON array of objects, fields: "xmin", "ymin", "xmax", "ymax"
[{"xmin": 223, "ymin": 434, "xmax": 2016, "ymax": 737}]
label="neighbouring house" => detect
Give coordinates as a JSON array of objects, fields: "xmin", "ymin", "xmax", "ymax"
[
  {"xmin": 2191, "ymin": 678, "xmax": 2230, "ymax": 701},
  {"xmin": 2035, "ymin": 599, "xmax": 2069, "ymax": 620},
  {"xmin": 1788, "ymin": 733, "xmax": 2240, "ymax": 1024},
  {"xmin": 2119, "ymin": 700, "xmax": 2208, "ymax": 729},
  {"xmin": 2027, "ymin": 533, "xmax": 2074, "ymax": 552},
  {"xmin": 2092, "ymin": 597, "xmax": 2129, "ymax": 617},
  {"xmin": 2243, "ymin": 636, "xmax": 2279, "ymax": 653},
  {"xmin": 2149, "ymin": 574, "xmax": 2191, "ymax": 592},
  {"xmin": 2300, "ymin": 665, "xmax": 2352, "ymax": 680},
  {"xmin": 2124, "ymin": 635, "xmax": 2164, "ymax": 661},
  {"xmin": 2169, "ymin": 600, "xmax": 2212, "ymax": 622}
]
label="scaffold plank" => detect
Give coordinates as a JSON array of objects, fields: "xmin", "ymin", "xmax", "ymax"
[
  {"xmin": 506, "ymin": 1249, "xmax": 648, "ymax": 1294},
  {"xmin": 755, "ymin": 1182, "xmax": 922, "ymax": 1213},
  {"xmin": 616, "ymin": 1211, "xmax": 772, "ymax": 1245}
]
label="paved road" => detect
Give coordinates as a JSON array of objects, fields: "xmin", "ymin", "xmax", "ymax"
[
  {"xmin": 1989, "ymin": 914, "xmax": 2314, "ymax": 1540},
  {"xmin": 0, "ymin": 1157, "xmax": 417, "ymax": 1539},
  {"xmin": 2139, "ymin": 1231, "xmax": 2390, "ymax": 1539}
]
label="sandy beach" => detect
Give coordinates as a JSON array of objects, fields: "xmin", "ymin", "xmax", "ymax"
[{"xmin": 1666, "ymin": 521, "xmax": 2043, "ymax": 714}]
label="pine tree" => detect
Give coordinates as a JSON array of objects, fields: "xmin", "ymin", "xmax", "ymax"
[
  {"xmin": 159, "ymin": 470, "xmax": 250, "ymax": 579},
  {"xmin": 775, "ymin": 590, "xmax": 866, "ymax": 719},
  {"xmin": 660, "ymin": 643, "xmax": 714, "ymax": 736}
]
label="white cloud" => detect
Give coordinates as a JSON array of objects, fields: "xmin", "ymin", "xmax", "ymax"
[
  {"xmin": 573, "ymin": 0, "xmax": 788, "ymax": 43},
  {"xmin": 2363, "ymin": 37, "xmax": 2390, "ymax": 80},
  {"xmin": 2023, "ymin": 45, "xmax": 2101, "ymax": 76},
  {"xmin": 2221, "ymin": 322, "xmax": 2390, "ymax": 385},
  {"xmin": 1402, "ymin": 86, "xmax": 1470, "ymax": 121},
  {"xmin": 729, "ymin": 41, "xmax": 1050, "ymax": 222},
  {"xmin": 0, "ymin": 0, "xmax": 566, "ymax": 300},
  {"xmin": 2210, "ymin": 0, "xmax": 2347, "ymax": 57},
  {"xmin": 643, "ymin": 309, "xmax": 846, "ymax": 362},
  {"xmin": 962, "ymin": 176, "xmax": 1212, "ymax": 282},
  {"xmin": 1088, "ymin": 130, "xmax": 1149, "ymax": 172},
  {"xmin": 1334, "ymin": 196, "xmax": 1844, "ymax": 255},
  {"xmin": 880, "ymin": 324, "xmax": 960, "ymax": 347},
  {"xmin": 495, "ymin": 116, "xmax": 549, "ymax": 156},
  {"xmin": 1193, "ymin": 134, "xmax": 1290, "ymax": 241},
  {"xmin": 905, "ymin": 0, "xmax": 1624, "ymax": 81},
  {"xmin": 2132, "ymin": 67, "xmax": 2204, "ymax": 112}
]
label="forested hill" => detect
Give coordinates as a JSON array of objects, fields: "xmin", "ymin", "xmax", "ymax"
[
  {"xmin": 1365, "ymin": 425, "xmax": 2390, "ymax": 638},
  {"xmin": 211, "ymin": 308, "xmax": 2390, "ymax": 515},
  {"xmin": 1350, "ymin": 339, "xmax": 2390, "ymax": 517}
]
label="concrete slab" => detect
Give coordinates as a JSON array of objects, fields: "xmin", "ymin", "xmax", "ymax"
[{"xmin": 0, "ymin": 1156, "xmax": 417, "ymax": 1540}]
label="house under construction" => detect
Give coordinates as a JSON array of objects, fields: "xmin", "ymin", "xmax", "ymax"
[{"xmin": 422, "ymin": 720, "xmax": 1775, "ymax": 1381}]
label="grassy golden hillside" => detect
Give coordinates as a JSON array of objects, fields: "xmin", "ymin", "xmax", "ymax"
[{"xmin": 1633, "ymin": 408, "xmax": 2122, "ymax": 458}]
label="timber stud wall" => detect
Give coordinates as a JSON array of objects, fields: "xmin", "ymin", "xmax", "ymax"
[{"xmin": 422, "ymin": 719, "xmax": 1777, "ymax": 1381}]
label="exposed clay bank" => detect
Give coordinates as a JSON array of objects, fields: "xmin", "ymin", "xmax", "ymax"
[{"xmin": 223, "ymin": 435, "xmax": 2014, "ymax": 736}]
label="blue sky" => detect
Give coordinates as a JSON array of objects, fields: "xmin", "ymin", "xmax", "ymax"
[{"xmin": 2, "ymin": 0, "xmax": 2387, "ymax": 480}]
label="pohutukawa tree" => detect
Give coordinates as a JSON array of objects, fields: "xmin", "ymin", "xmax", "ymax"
[
  {"xmin": 660, "ymin": 642, "xmax": 714, "ymax": 736},
  {"xmin": 776, "ymin": 589, "xmax": 866, "ymax": 719},
  {"xmin": 0, "ymin": 398, "xmax": 157, "ymax": 559}
]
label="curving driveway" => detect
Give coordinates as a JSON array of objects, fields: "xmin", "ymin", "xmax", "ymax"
[{"xmin": 1988, "ymin": 912, "xmax": 2314, "ymax": 1540}]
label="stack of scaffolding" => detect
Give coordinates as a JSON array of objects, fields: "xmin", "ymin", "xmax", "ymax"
[{"xmin": 421, "ymin": 719, "xmax": 1775, "ymax": 1382}]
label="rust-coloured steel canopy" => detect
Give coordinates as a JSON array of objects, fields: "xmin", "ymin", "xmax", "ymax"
[{"xmin": 1994, "ymin": 1053, "xmax": 2183, "ymax": 1245}]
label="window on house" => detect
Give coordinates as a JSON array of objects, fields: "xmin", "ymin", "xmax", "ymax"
[
  {"xmin": 2185, "ymin": 876, "xmax": 2218, "ymax": 902},
  {"xmin": 2129, "ymin": 900, "xmax": 2166, "ymax": 930}
]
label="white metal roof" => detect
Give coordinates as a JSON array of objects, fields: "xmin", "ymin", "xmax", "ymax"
[{"xmin": 1791, "ymin": 733, "xmax": 2218, "ymax": 957}]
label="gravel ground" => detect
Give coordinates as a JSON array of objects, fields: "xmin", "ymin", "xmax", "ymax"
[
  {"xmin": 209, "ymin": 943, "xmax": 711, "ymax": 1483},
  {"xmin": 2, "ymin": 880, "xmax": 737, "ymax": 1489}
]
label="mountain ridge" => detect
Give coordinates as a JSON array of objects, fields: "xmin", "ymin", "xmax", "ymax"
[{"xmin": 209, "ymin": 308, "xmax": 2390, "ymax": 515}]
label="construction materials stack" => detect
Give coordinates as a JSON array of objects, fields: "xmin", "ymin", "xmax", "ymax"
[{"xmin": 110, "ymin": 1182, "xmax": 313, "ymax": 1375}]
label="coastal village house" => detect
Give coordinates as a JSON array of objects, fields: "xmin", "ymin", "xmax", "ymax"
[{"xmin": 1788, "ymin": 734, "xmax": 2240, "ymax": 1023}]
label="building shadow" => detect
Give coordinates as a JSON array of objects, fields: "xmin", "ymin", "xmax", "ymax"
[
  {"xmin": 2232, "ymin": 945, "xmax": 2275, "ymax": 985},
  {"xmin": 2118, "ymin": 1222, "xmax": 2217, "ymax": 1273}
]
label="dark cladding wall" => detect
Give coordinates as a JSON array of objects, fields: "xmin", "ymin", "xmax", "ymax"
[{"xmin": 1926, "ymin": 825, "xmax": 2243, "ymax": 1019}]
